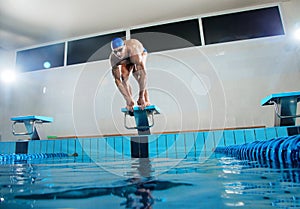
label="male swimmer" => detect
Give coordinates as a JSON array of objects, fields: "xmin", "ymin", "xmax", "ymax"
[{"xmin": 109, "ymin": 38, "xmax": 150, "ymax": 111}]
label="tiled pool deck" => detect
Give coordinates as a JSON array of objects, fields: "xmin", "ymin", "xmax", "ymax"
[{"xmin": 1, "ymin": 126, "xmax": 299, "ymax": 159}]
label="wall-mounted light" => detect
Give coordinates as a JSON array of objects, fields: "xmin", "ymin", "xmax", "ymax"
[
  {"xmin": 43, "ymin": 61, "xmax": 51, "ymax": 69},
  {"xmin": 0, "ymin": 69, "xmax": 17, "ymax": 84},
  {"xmin": 294, "ymin": 26, "xmax": 300, "ymax": 41}
]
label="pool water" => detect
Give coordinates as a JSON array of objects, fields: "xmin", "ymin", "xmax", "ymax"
[{"xmin": 0, "ymin": 153, "xmax": 300, "ymax": 209}]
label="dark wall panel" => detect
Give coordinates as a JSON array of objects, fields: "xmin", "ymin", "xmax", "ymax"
[
  {"xmin": 131, "ymin": 19, "xmax": 201, "ymax": 52},
  {"xmin": 67, "ymin": 31, "xmax": 126, "ymax": 65},
  {"xmin": 202, "ymin": 6, "xmax": 284, "ymax": 45}
]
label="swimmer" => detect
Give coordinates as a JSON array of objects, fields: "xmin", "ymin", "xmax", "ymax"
[{"xmin": 110, "ymin": 38, "xmax": 150, "ymax": 111}]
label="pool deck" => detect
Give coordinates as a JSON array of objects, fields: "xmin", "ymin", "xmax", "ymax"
[{"xmin": 1, "ymin": 125, "xmax": 299, "ymax": 159}]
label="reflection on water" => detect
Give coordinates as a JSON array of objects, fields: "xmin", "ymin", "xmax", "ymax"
[
  {"xmin": 2, "ymin": 158, "xmax": 192, "ymax": 209},
  {"xmin": 0, "ymin": 154, "xmax": 300, "ymax": 208},
  {"xmin": 15, "ymin": 178, "xmax": 191, "ymax": 208},
  {"xmin": 219, "ymin": 156, "xmax": 300, "ymax": 208}
]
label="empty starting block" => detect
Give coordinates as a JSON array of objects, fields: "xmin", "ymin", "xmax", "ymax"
[
  {"xmin": 121, "ymin": 105, "xmax": 160, "ymax": 135},
  {"xmin": 261, "ymin": 91, "xmax": 300, "ymax": 126},
  {"xmin": 11, "ymin": 115, "xmax": 53, "ymax": 140}
]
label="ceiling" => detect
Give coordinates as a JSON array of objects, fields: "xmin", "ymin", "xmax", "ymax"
[{"xmin": 0, "ymin": 0, "xmax": 287, "ymax": 52}]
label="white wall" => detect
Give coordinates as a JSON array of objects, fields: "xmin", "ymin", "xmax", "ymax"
[
  {"xmin": 0, "ymin": 49, "xmax": 16, "ymax": 141},
  {"xmin": 0, "ymin": 1, "xmax": 299, "ymax": 141}
]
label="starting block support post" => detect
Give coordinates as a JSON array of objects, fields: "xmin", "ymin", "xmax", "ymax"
[{"xmin": 121, "ymin": 105, "xmax": 160, "ymax": 158}]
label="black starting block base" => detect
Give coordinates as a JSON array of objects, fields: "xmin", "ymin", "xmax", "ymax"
[
  {"xmin": 15, "ymin": 140, "xmax": 29, "ymax": 154},
  {"xmin": 130, "ymin": 136, "xmax": 149, "ymax": 158}
]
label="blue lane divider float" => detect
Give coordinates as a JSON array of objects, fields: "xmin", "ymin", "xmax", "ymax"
[
  {"xmin": 0, "ymin": 153, "xmax": 69, "ymax": 163},
  {"xmin": 215, "ymin": 135, "xmax": 300, "ymax": 168}
]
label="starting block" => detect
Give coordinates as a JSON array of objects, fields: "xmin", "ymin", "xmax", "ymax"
[
  {"xmin": 261, "ymin": 91, "xmax": 300, "ymax": 126},
  {"xmin": 121, "ymin": 105, "xmax": 160, "ymax": 157},
  {"xmin": 121, "ymin": 105, "xmax": 160, "ymax": 135},
  {"xmin": 11, "ymin": 115, "xmax": 53, "ymax": 140}
]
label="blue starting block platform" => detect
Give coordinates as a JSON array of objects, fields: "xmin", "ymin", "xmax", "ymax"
[
  {"xmin": 261, "ymin": 91, "xmax": 300, "ymax": 126},
  {"xmin": 11, "ymin": 115, "xmax": 53, "ymax": 140},
  {"xmin": 121, "ymin": 105, "xmax": 160, "ymax": 158},
  {"xmin": 121, "ymin": 105, "xmax": 160, "ymax": 135}
]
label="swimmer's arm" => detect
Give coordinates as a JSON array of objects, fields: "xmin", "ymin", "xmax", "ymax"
[{"xmin": 112, "ymin": 66, "xmax": 134, "ymax": 108}]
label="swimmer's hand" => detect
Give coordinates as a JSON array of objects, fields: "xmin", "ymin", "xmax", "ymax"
[{"xmin": 126, "ymin": 100, "xmax": 134, "ymax": 111}]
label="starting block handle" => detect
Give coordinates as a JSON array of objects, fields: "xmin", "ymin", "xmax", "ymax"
[
  {"xmin": 12, "ymin": 120, "xmax": 36, "ymax": 136},
  {"xmin": 270, "ymin": 101, "xmax": 300, "ymax": 119},
  {"xmin": 124, "ymin": 111, "xmax": 155, "ymax": 130},
  {"xmin": 11, "ymin": 115, "xmax": 53, "ymax": 139}
]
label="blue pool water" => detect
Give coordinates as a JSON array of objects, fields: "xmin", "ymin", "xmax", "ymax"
[{"xmin": 1, "ymin": 153, "xmax": 300, "ymax": 209}]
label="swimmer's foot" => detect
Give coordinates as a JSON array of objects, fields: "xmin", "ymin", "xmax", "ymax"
[
  {"xmin": 139, "ymin": 102, "xmax": 151, "ymax": 110},
  {"xmin": 137, "ymin": 98, "xmax": 151, "ymax": 110},
  {"xmin": 145, "ymin": 101, "xmax": 151, "ymax": 107}
]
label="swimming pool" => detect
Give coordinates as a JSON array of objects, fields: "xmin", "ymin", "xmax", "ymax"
[
  {"xmin": 0, "ymin": 128, "xmax": 299, "ymax": 209},
  {"xmin": 1, "ymin": 152, "xmax": 300, "ymax": 208}
]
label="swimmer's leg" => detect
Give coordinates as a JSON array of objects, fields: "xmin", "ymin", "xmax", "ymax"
[{"xmin": 133, "ymin": 64, "xmax": 150, "ymax": 109}]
